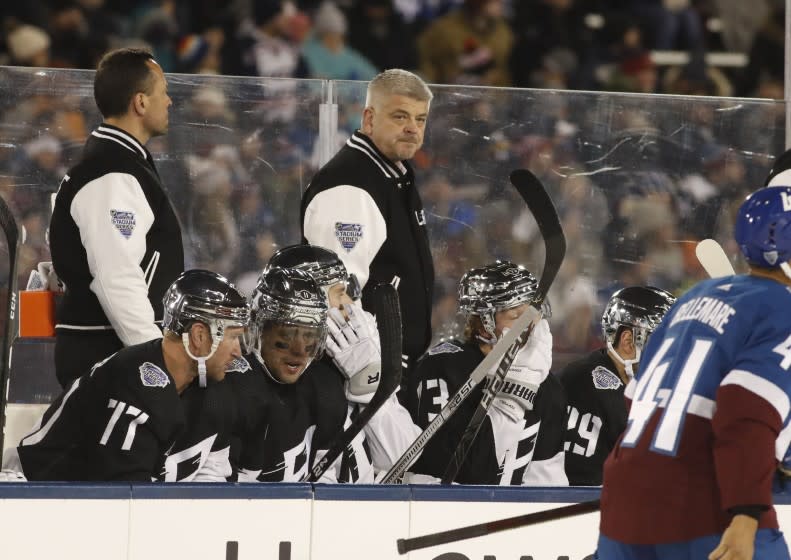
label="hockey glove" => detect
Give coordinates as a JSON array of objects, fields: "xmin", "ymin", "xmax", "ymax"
[
  {"xmin": 485, "ymin": 318, "xmax": 553, "ymax": 422},
  {"xmin": 325, "ymin": 302, "xmax": 381, "ymax": 404}
]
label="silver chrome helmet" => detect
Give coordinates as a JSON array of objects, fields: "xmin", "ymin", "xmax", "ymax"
[
  {"xmin": 162, "ymin": 269, "xmax": 250, "ymax": 386},
  {"xmin": 602, "ymin": 286, "xmax": 676, "ymax": 354},
  {"xmin": 248, "ymin": 266, "xmax": 329, "ymax": 365},
  {"xmin": 265, "ymin": 244, "xmax": 362, "ymax": 301},
  {"xmin": 458, "ymin": 260, "xmax": 539, "ymax": 341}
]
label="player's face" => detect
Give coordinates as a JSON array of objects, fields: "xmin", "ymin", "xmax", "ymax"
[
  {"xmin": 362, "ymin": 94, "xmax": 428, "ymax": 162},
  {"xmin": 493, "ymin": 303, "xmax": 531, "ymax": 338},
  {"xmin": 142, "ymin": 61, "xmax": 171, "ymax": 138},
  {"xmin": 260, "ymin": 323, "xmax": 322, "ymax": 383},
  {"xmin": 326, "ymin": 282, "xmax": 353, "ymax": 311},
  {"xmin": 206, "ymin": 326, "xmax": 245, "ymax": 383}
]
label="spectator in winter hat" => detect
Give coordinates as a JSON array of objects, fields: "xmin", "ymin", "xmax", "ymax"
[{"xmin": 7, "ymin": 25, "xmax": 51, "ymax": 67}]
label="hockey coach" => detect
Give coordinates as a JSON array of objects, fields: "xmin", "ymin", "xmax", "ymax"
[{"xmin": 301, "ymin": 69, "xmax": 435, "ymax": 384}]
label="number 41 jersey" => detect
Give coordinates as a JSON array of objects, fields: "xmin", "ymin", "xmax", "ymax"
[{"xmin": 601, "ymin": 275, "xmax": 791, "ymax": 544}]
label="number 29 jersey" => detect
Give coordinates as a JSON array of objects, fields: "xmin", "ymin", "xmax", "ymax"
[{"xmin": 601, "ymin": 275, "xmax": 791, "ymax": 544}]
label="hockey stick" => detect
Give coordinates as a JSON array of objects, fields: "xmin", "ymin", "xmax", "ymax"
[
  {"xmin": 380, "ymin": 169, "xmax": 565, "ymax": 484},
  {"xmin": 396, "ymin": 499, "xmax": 601, "ymax": 554},
  {"xmin": 440, "ymin": 169, "xmax": 566, "ymax": 484},
  {"xmin": 0, "ymin": 194, "xmax": 20, "ymax": 459},
  {"xmin": 695, "ymin": 239, "xmax": 735, "ymax": 278},
  {"xmin": 303, "ymin": 282, "xmax": 402, "ymax": 482}
]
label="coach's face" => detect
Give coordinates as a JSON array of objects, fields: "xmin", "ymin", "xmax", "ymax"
[
  {"xmin": 362, "ymin": 94, "xmax": 428, "ymax": 162},
  {"xmin": 141, "ymin": 60, "xmax": 172, "ymax": 138}
]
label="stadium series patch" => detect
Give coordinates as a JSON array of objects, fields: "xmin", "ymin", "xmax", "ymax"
[
  {"xmin": 335, "ymin": 222, "xmax": 363, "ymax": 252},
  {"xmin": 592, "ymin": 366, "xmax": 622, "ymax": 390},
  {"xmin": 226, "ymin": 356, "xmax": 251, "ymax": 373},
  {"xmin": 140, "ymin": 362, "xmax": 170, "ymax": 388},
  {"xmin": 110, "ymin": 209, "xmax": 135, "ymax": 239},
  {"xmin": 428, "ymin": 341, "xmax": 463, "ymax": 355}
]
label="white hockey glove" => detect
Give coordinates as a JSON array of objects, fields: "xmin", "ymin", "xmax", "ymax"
[
  {"xmin": 325, "ymin": 302, "xmax": 381, "ymax": 404},
  {"xmin": 486, "ymin": 318, "xmax": 553, "ymax": 422}
]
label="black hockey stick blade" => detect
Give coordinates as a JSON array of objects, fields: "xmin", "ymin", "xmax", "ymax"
[
  {"xmin": 440, "ymin": 170, "xmax": 566, "ymax": 483},
  {"xmin": 0, "ymin": 194, "xmax": 20, "ymax": 459},
  {"xmin": 396, "ymin": 499, "xmax": 600, "ymax": 554},
  {"xmin": 509, "ymin": 169, "xmax": 566, "ymax": 305},
  {"xmin": 304, "ymin": 282, "xmax": 402, "ymax": 482}
]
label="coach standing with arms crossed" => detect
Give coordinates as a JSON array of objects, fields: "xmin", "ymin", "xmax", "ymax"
[
  {"xmin": 50, "ymin": 48, "xmax": 184, "ymax": 388},
  {"xmin": 301, "ymin": 69, "xmax": 435, "ymax": 392}
]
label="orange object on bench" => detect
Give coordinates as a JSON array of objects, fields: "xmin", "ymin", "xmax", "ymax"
[{"xmin": 19, "ymin": 290, "xmax": 56, "ymax": 337}]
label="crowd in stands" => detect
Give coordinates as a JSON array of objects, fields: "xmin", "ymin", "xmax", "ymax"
[{"xmin": 0, "ymin": 0, "xmax": 786, "ymax": 370}]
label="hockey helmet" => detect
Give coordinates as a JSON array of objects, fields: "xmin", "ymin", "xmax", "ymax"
[
  {"xmin": 458, "ymin": 260, "xmax": 539, "ymax": 341},
  {"xmin": 734, "ymin": 186, "xmax": 791, "ymax": 270},
  {"xmin": 162, "ymin": 269, "xmax": 250, "ymax": 386},
  {"xmin": 248, "ymin": 266, "xmax": 329, "ymax": 365},
  {"xmin": 265, "ymin": 244, "xmax": 361, "ymax": 300},
  {"xmin": 601, "ymin": 286, "xmax": 675, "ymax": 353}
]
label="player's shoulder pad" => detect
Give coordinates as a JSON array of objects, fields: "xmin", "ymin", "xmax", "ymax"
[
  {"xmin": 427, "ymin": 340, "xmax": 464, "ymax": 356},
  {"xmin": 138, "ymin": 361, "xmax": 171, "ymax": 389},
  {"xmin": 226, "ymin": 356, "xmax": 252, "ymax": 374},
  {"xmin": 591, "ymin": 365, "xmax": 622, "ymax": 391}
]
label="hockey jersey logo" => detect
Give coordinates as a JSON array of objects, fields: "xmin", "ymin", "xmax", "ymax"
[
  {"xmin": 334, "ymin": 222, "xmax": 363, "ymax": 252},
  {"xmin": 226, "ymin": 356, "xmax": 252, "ymax": 373},
  {"xmin": 139, "ymin": 362, "xmax": 170, "ymax": 388},
  {"xmin": 592, "ymin": 366, "xmax": 622, "ymax": 390},
  {"xmin": 110, "ymin": 209, "xmax": 136, "ymax": 239},
  {"xmin": 428, "ymin": 341, "xmax": 463, "ymax": 356}
]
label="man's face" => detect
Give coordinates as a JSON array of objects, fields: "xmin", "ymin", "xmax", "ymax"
[
  {"xmin": 142, "ymin": 60, "xmax": 172, "ymax": 137},
  {"xmin": 260, "ymin": 323, "xmax": 322, "ymax": 383},
  {"xmin": 362, "ymin": 94, "xmax": 428, "ymax": 162},
  {"xmin": 326, "ymin": 282, "xmax": 353, "ymax": 310},
  {"xmin": 205, "ymin": 326, "xmax": 245, "ymax": 383},
  {"xmin": 493, "ymin": 303, "xmax": 531, "ymax": 338}
]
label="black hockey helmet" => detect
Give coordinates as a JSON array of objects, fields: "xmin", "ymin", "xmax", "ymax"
[
  {"xmin": 162, "ymin": 269, "xmax": 250, "ymax": 337},
  {"xmin": 248, "ymin": 266, "xmax": 329, "ymax": 361},
  {"xmin": 265, "ymin": 244, "xmax": 361, "ymax": 300},
  {"xmin": 601, "ymin": 286, "xmax": 675, "ymax": 352},
  {"xmin": 766, "ymin": 147, "xmax": 791, "ymax": 187},
  {"xmin": 162, "ymin": 269, "xmax": 250, "ymax": 386},
  {"xmin": 458, "ymin": 260, "xmax": 539, "ymax": 340}
]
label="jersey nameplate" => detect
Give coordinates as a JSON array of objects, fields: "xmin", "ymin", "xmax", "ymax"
[
  {"xmin": 140, "ymin": 362, "xmax": 170, "ymax": 388},
  {"xmin": 428, "ymin": 341, "xmax": 463, "ymax": 356},
  {"xmin": 592, "ymin": 366, "xmax": 622, "ymax": 390},
  {"xmin": 226, "ymin": 356, "xmax": 252, "ymax": 373},
  {"xmin": 335, "ymin": 222, "xmax": 363, "ymax": 252}
]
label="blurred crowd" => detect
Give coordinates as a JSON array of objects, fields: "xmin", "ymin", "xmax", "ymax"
[
  {"xmin": 0, "ymin": 0, "xmax": 786, "ymax": 369},
  {"xmin": 0, "ymin": 0, "xmax": 785, "ymax": 97}
]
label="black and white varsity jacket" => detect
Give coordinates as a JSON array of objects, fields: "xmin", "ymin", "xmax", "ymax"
[
  {"xmin": 300, "ymin": 131, "xmax": 435, "ymax": 365},
  {"xmin": 50, "ymin": 124, "xmax": 184, "ymax": 344}
]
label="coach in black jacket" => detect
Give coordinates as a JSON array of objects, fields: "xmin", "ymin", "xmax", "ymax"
[
  {"xmin": 301, "ymin": 69, "xmax": 435, "ymax": 382},
  {"xmin": 49, "ymin": 48, "xmax": 184, "ymax": 388}
]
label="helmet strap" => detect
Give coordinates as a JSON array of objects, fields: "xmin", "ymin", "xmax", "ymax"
[
  {"xmin": 181, "ymin": 327, "xmax": 222, "ymax": 388},
  {"xmin": 607, "ymin": 340, "xmax": 640, "ymax": 379}
]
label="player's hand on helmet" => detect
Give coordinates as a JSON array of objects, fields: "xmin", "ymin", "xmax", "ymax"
[
  {"xmin": 325, "ymin": 301, "xmax": 381, "ymax": 404},
  {"xmin": 486, "ymin": 318, "xmax": 552, "ymax": 422}
]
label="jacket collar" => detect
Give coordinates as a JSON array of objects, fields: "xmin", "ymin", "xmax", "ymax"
[
  {"xmin": 347, "ymin": 130, "xmax": 411, "ymax": 180},
  {"xmin": 91, "ymin": 124, "xmax": 150, "ymax": 161}
]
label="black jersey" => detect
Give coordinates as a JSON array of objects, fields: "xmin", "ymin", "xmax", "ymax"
[
  {"xmin": 557, "ymin": 348, "xmax": 628, "ymax": 486},
  {"xmin": 410, "ymin": 340, "xmax": 568, "ymax": 485},
  {"xmin": 226, "ymin": 355, "xmax": 318, "ymax": 482},
  {"xmin": 18, "ymin": 340, "xmax": 184, "ymax": 481}
]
